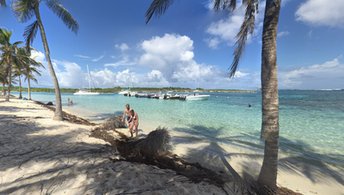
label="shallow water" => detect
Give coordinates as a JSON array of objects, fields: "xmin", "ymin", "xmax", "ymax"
[{"xmin": 15, "ymin": 90, "xmax": 344, "ymax": 165}]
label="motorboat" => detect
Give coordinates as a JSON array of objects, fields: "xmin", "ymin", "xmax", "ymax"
[
  {"xmin": 185, "ymin": 94, "xmax": 210, "ymax": 100},
  {"xmin": 118, "ymin": 90, "xmax": 129, "ymax": 95},
  {"xmin": 74, "ymin": 89, "xmax": 100, "ymax": 95}
]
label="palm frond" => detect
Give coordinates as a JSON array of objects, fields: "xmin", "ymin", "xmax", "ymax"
[
  {"xmin": 12, "ymin": 0, "xmax": 35, "ymax": 22},
  {"xmin": 31, "ymin": 77, "xmax": 38, "ymax": 83},
  {"xmin": 229, "ymin": 0, "xmax": 258, "ymax": 77},
  {"xmin": 0, "ymin": 28, "xmax": 12, "ymax": 45},
  {"xmin": 31, "ymin": 67, "xmax": 41, "ymax": 76},
  {"xmin": 23, "ymin": 20, "xmax": 39, "ymax": 51},
  {"xmin": 45, "ymin": 0, "xmax": 79, "ymax": 33},
  {"xmin": 145, "ymin": 0, "xmax": 174, "ymax": 24},
  {"xmin": 13, "ymin": 41, "xmax": 23, "ymax": 46},
  {"xmin": 213, "ymin": 0, "xmax": 236, "ymax": 11}
]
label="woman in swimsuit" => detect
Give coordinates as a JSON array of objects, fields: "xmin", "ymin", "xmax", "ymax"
[{"xmin": 128, "ymin": 109, "xmax": 139, "ymax": 138}]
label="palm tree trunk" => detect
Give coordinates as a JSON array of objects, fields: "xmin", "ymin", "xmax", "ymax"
[
  {"xmin": 257, "ymin": 0, "xmax": 281, "ymax": 192},
  {"xmin": 2, "ymin": 82, "xmax": 5, "ymax": 96},
  {"xmin": 34, "ymin": 6, "xmax": 63, "ymax": 120},
  {"xmin": 19, "ymin": 75, "xmax": 22, "ymax": 99},
  {"xmin": 6, "ymin": 64, "xmax": 12, "ymax": 101},
  {"xmin": 28, "ymin": 78, "xmax": 31, "ymax": 100}
]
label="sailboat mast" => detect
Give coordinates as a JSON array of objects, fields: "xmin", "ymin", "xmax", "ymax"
[{"xmin": 87, "ymin": 65, "xmax": 91, "ymax": 90}]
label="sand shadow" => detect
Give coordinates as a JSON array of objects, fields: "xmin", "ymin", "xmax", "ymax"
[
  {"xmin": 171, "ymin": 125, "xmax": 344, "ymax": 186},
  {"xmin": 0, "ymin": 105, "xmax": 113, "ymax": 194}
]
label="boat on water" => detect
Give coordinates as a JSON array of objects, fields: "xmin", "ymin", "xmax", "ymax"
[
  {"xmin": 118, "ymin": 90, "xmax": 129, "ymax": 95},
  {"xmin": 74, "ymin": 90, "xmax": 100, "ymax": 95},
  {"xmin": 74, "ymin": 65, "xmax": 100, "ymax": 96},
  {"xmin": 185, "ymin": 94, "xmax": 210, "ymax": 100}
]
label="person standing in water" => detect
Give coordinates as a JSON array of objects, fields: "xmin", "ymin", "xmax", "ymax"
[{"xmin": 128, "ymin": 109, "xmax": 139, "ymax": 138}]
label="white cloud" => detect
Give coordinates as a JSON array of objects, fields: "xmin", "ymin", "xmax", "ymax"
[
  {"xmin": 74, "ymin": 54, "xmax": 90, "ymax": 59},
  {"xmin": 206, "ymin": 2, "xmax": 265, "ymax": 48},
  {"xmin": 30, "ymin": 50, "xmax": 45, "ymax": 63},
  {"xmin": 139, "ymin": 34, "xmax": 216, "ymax": 83},
  {"xmin": 207, "ymin": 38, "xmax": 220, "ymax": 49},
  {"xmin": 206, "ymin": 7, "xmax": 245, "ymax": 48},
  {"xmin": 234, "ymin": 71, "xmax": 249, "ymax": 78},
  {"xmin": 91, "ymin": 54, "xmax": 105, "ymax": 62},
  {"xmin": 280, "ymin": 57, "xmax": 344, "ymax": 89},
  {"xmin": 54, "ymin": 60, "xmax": 87, "ymax": 88},
  {"xmin": 296, "ymin": 0, "xmax": 344, "ymax": 28},
  {"xmin": 104, "ymin": 55, "xmax": 136, "ymax": 67},
  {"xmin": 277, "ymin": 31, "xmax": 290, "ymax": 38},
  {"xmin": 115, "ymin": 43, "xmax": 129, "ymax": 52}
]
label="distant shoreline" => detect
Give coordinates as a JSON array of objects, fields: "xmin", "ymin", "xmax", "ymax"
[
  {"xmin": 3, "ymin": 86, "xmax": 258, "ymax": 94},
  {"xmin": 3, "ymin": 86, "xmax": 343, "ymax": 94}
]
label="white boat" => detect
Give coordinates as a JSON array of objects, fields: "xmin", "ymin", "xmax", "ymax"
[
  {"xmin": 118, "ymin": 90, "xmax": 129, "ymax": 95},
  {"xmin": 74, "ymin": 65, "xmax": 100, "ymax": 95},
  {"xmin": 74, "ymin": 90, "xmax": 100, "ymax": 95},
  {"xmin": 185, "ymin": 94, "xmax": 210, "ymax": 100}
]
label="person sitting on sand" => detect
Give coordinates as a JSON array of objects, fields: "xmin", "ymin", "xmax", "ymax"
[
  {"xmin": 127, "ymin": 109, "xmax": 139, "ymax": 138},
  {"xmin": 122, "ymin": 104, "xmax": 132, "ymax": 125}
]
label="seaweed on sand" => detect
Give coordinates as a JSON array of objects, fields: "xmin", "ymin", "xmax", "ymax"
[
  {"xmin": 90, "ymin": 116, "xmax": 303, "ymax": 195},
  {"xmin": 33, "ymin": 100, "xmax": 96, "ymax": 126},
  {"xmin": 90, "ymin": 125, "xmax": 228, "ymax": 188}
]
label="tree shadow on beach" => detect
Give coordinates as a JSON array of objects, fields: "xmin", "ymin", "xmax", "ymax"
[
  {"xmin": 0, "ymin": 105, "xmax": 228, "ymax": 194},
  {"xmin": 171, "ymin": 125, "xmax": 344, "ymax": 187},
  {"xmin": 0, "ymin": 108, "xmax": 115, "ymax": 194}
]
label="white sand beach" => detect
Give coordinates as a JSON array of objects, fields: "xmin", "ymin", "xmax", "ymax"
[
  {"xmin": 1, "ymin": 97, "xmax": 343, "ymax": 195},
  {"xmin": 0, "ymin": 98, "xmax": 226, "ymax": 194}
]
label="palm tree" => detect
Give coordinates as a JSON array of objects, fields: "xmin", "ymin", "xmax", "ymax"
[
  {"xmin": 13, "ymin": 47, "xmax": 42, "ymax": 100},
  {"xmin": 24, "ymin": 64, "xmax": 41, "ymax": 100},
  {"xmin": 13, "ymin": 65, "xmax": 23, "ymax": 99},
  {"xmin": 2, "ymin": 0, "xmax": 79, "ymax": 120},
  {"xmin": 0, "ymin": 28, "xmax": 22, "ymax": 101},
  {"xmin": 0, "ymin": 66, "xmax": 8, "ymax": 96},
  {"xmin": 22, "ymin": 49, "xmax": 43, "ymax": 100},
  {"xmin": 145, "ymin": 0, "xmax": 281, "ymax": 192}
]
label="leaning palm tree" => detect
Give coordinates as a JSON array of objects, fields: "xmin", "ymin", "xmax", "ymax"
[
  {"xmin": 146, "ymin": 0, "xmax": 281, "ymax": 192},
  {"xmin": 3, "ymin": 0, "xmax": 79, "ymax": 120},
  {"xmin": 0, "ymin": 28, "xmax": 22, "ymax": 101}
]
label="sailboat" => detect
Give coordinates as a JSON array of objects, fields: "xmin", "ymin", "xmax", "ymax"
[{"xmin": 74, "ymin": 65, "xmax": 100, "ymax": 95}]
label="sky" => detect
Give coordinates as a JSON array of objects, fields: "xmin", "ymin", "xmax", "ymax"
[{"xmin": 1, "ymin": 0, "xmax": 344, "ymax": 89}]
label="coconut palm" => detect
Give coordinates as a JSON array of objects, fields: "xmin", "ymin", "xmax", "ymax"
[
  {"xmin": 13, "ymin": 47, "xmax": 42, "ymax": 100},
  {"xmin": 13, "ymin": 64, "xmax": 23, "ymax": 99},
  {"xmin": 0, "ymin": 66, "xmax": 8, "ymax": 96},
  {"xmin": 146, "ymin": 0, "xmax": 281, "ymax": 192},
  {"xmin": 22, "ymin": 49, "xmax": 43, "ymax": 100},
  {"xmin": 2, "ymin": 0, "xmax": 79, "ymax": 120},
  {"xmin": 0, "ymin": 28, "xmax": 22, "ymax": 101}
]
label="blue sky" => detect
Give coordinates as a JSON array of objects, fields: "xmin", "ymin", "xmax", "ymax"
[{"xmin": 1, "ymin": 0, "xmax": 344, "ymax": 89}]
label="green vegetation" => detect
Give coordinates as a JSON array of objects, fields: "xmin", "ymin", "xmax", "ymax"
[{"xmin": 1, "ymin": 86, "xmax": 257, "ymax": 94}]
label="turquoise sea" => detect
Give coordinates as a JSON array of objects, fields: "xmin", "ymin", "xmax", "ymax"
[{"xmin": 15, "ymin": 90, "xmax": 344, "ymax": 166}]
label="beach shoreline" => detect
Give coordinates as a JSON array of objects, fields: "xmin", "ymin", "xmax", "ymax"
[
  {"xmin": 0, "ymin": 97, "xmax": 231, "ymax": 194},
  {"xmin": 1, "ymin": 96, "xmax": 343, "ymax": 194}
]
